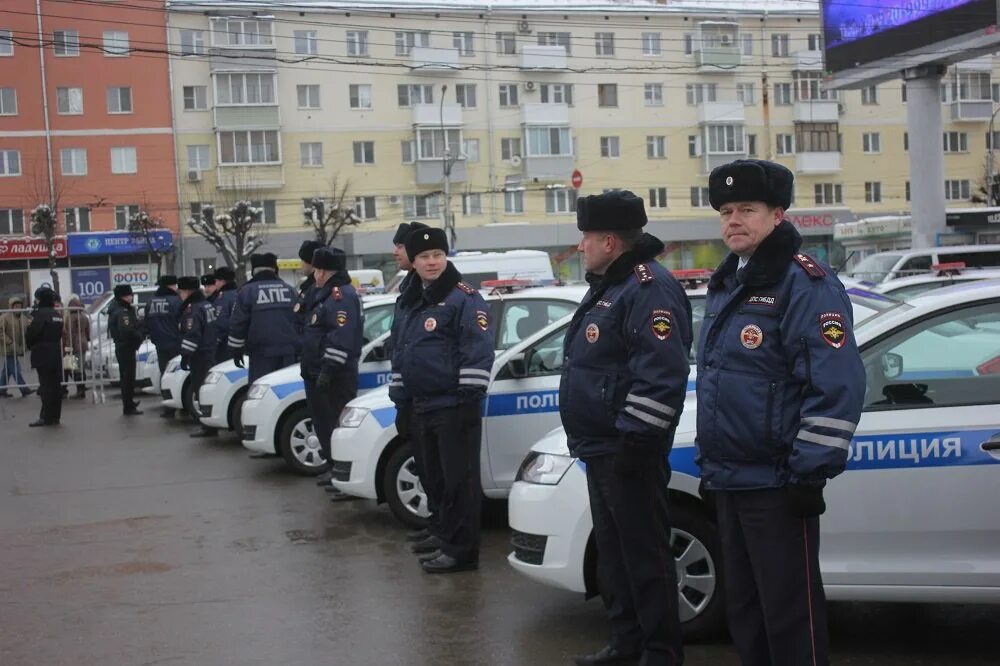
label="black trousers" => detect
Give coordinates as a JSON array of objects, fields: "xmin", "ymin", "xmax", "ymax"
[
  {"xmin": 303, "ymin": 372, "xmax": 358, "ymax": 462},
  {"xmin": 407, "ymin": 404, "xmax": 440, "ymax": 536},
  {"xmin": 414, "ymin": 404, "xmax": 482, "ymax": 562},
  {"xmin": 249, "ymin": 353, "xmax": 296, "ymax": 385},
  {"xmin": 116, "ymin": 346, "xmax": 137, "ymax": 411},
  {"xmin": 584, "ymin": 454, "xmax": 684, "ymax": 666},
  {"xmin": 187, "ymin": 351, "xmax": 214, "ymax": 417},
  {"xmin": 715, "ymin": 489, "xmax": 828, "ymax": 666},
  {"xmin": 36, "ymin": 364, "xmax": 62, "ymax": 424},
  {"xmin": 156, "ymin": 345, "xmax": 180, "ymax": 378},
  {"xmin": 216, "ymin": 342, "xmax": 232, "ymax": 364}
]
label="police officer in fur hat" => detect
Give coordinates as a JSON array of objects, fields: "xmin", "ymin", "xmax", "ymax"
[
  {"xmin": 108, "ymin": 284, "xmax": 144, "ymax": 416},
  {"xmin": 294, "ymin": 240, "xmax": 324, "ymax": 334},
  {"xmin": 559, "ymin": 190, "xmax": 692, "ymax": 665},
  {"xmin": 211, "ymin": 266, "xmax": 239, "ymax": 363},
  {"xmin": 229, "ymin": 252, "xmax": 299, "ymax": 383},
  {"xmin": 177, "ymin": 276, "xmax": 218, "ymax": 428},
  {"xmin": 25, "ymin": 287, "xmax": 64, "ymax": 427},
  {"xmin": 696, "ymin": 160, "xmax": 865, "ymax": 666},
  {"xmin": 144, "ymin": 275, "xmax": 183, "ymax": 418}
]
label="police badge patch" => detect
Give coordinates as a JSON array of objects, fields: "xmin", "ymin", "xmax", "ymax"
[
  {"xmin": 336, "ymin": 310, "xmax": 348, "ymax": 326},
  {"xmin": 424, "ymin": 317, "xmax": 437, "ymax": 332},
  {"xmin": 585, "ymin": 323, "xmax": 600, "ymax": 343},
  {"xmin": 740, "ymin": 324, "xmax": 763, "ymax": 349},
  {"xmin": 476, "ymin": 310, "xmax": 489, "ymax": 331},
  {"xmin": 819, "ymin": 312, "xmax": 847, "ymax": 349},
  {"xmin": 650, "ymin": 309, "xmax": 672, "ymax": 341}
]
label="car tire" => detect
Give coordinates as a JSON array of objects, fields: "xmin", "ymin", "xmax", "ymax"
[
  {"xmin": 228, "ymin": 388, "xmax": 247, "ymax": 433},
  {"xmin": 277, "ymin": 405, "xmax": 329, "ymax": 476},
  {"xmin": 382, "ymin": 442, "xmax": 431, "ymax": 530},
  {"xmin": 670, "ymin": 502, "xmax": 726, "ymax": 641}
]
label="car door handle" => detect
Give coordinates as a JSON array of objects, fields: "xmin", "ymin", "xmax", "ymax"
[{"xmin": 981, "ymin": 434, "xmax": 1000, "ymax": 452}]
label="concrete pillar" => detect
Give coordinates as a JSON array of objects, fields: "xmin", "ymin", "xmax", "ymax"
[{"xmin": 904, "ymin": 65, "xmax": 948, "ymax": 249}]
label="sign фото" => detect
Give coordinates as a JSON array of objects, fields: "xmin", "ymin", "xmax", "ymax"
[{"xmin": 0, "ymin": 236, "xmax": 68, "ymax": 260}]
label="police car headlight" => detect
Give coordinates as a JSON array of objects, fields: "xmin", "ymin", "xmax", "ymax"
[
  {"xmin": 246, "ymin": 383, "xmax": 269, "ymax": 401},
  {"xmin": 339, "ymin": 407, "xmax": 370, "ymax": 428},
  {"xmin": 204, "ymin": 371, "xmax": 222, "ymax": 385},
  {"xmin": 516, "ymin": 452, "xmax": 573, "ymax": 485}
]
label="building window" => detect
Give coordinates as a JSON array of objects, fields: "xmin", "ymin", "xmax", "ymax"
[
  {"xmin": 904, "ymin": 132, "xmax": 909, "ymax": 151},
  {"xmin": 597, "ymin": 83, "xmax": 618, "ymax": 107},
  {"xmin": 526, "ymin": 127, "xmax": 571, "ymax": 156},
  {"xmin": 354, "ymin": 196, "xmax": 377, "ymax": 220},
  {"xmin": 642, "ymin": 32, "xmax": 661, "ymax": 56},
  {"xmin": 417, "ymin": 129, "xmax": 461, "ymax": 160},
  {"xmin": 404, "ymin": 194, "xmax": 439, "ymax": 219},
  {"xmin": 646, "ymin": 135, "xmax": 666, "ymax": 159},
  {"xmin": 463, "ymin": 139, "xmax": 479, "ymax": 162},
  {"xmin": 462, "ymin": 193, "xmax": 482, "ymax": 216},
  {"xmin": 349, "ymin": 84, "xmax": 372, "ymax": 109},
  {"xmin": 537, "ymin": 32, "xmax": 571, "ymax": 54},
  {"xmin": 648, "ymin": 187, "xmax": 668, "ymax": 209},
  {"xmin": 0, "ymin": 29, "xmax": 13, "ymax": 56},
  {"xmin": 453, "ymin": 31, "xmax": 474, "ymax": 56},
  {"xmin": 192, "ymin": 257, "xmax": 216, "ymax": 275},
  {"xmin": 395, "ymin": 30, "xmax": 430, "ymax": 56},
  {"xmin": 741, "ymin": 33, "xmax": 754, "ymax": 56},
  {"xmin": 945, "ymin": 179, "xmax": 971, "ymax": 200},
  {"xmin": 215, "ymin": 73, "xmax": 276, "ymax": 105},
  {"xmin": 187, "ymin": 144, "xmax": 210, "ymax": 171},
  {"xmin": 103, "ymin": 31, "xmax": 129, "ymax": 56},
  {"xmin": 249, "ymin": 200, "xmax": 277, "ymax": 225},
  {"xmin": 545, "ymin": 188, "xmax": 577, "ymax": 214},
  {"xmin": 0, "ymin": 88, "xmax": 16, "ymax": 115},
  {"xmin": 56, "ymin": 87, "xmax": 83, "ymax": 115},
  {"xmin": 218, "ymin": 130, "xmax": 280, "ymax": 164},
  {"xmin": 182, "ymin": 86, "xmax": 207, "ymax": 111},
  {"xmin": 902, "ymin": 83, "xmax": 908, "ymax": 103},
  {"xmin": 346, "ymin": 31, "xmax": 368, "ymax": 56},
  {"xmin": 498, "ymin": 84, "xmax": 518, "ymax": 107},
  {"xmin": 504, "ymin": 190, "xmax": 525, "ymax": 214},
  {"xmin": 397, "ymin": 84, "xmax": 433, "ymax": 107},
  {"xmin": 300, "ymin": 142, "xmax": 323, "ymax": 167},
  {"xmin": 595, "ymin": 32, "xmax": 615, "ymax": 56},
  {"xmin": 776, "ymin": 133, "xmax": 794, "ymax": 155},
  {"xmin": 501, "ymin": 137, "xmax": 521, "ymax": 160},
  {"xmin": 401, "ymin": 139, "xmax": 416, "ymax": 164},
  {"xmin": 64, "ymin": 207, "xmax": 90, "ymax": 232},
  {"xmin": 773, "ymin": 83, "xmax": 792, "ymax": 105},
  {"xmin": 864, "ymin": 181, "xmax": 882, "ymax": 203},
  {"xmin": 807, "ymin": 33, "xmax": 823, "ymax": 51},
  {"xmin": 60, "ymin": 148, "xmax": 87, "ymax": 175},
  {"xmin": 906, "ymin": 181, "xmax": 911, "ymax": 202},
  {"xmin": 993, "ymin": 82, "xmax": 1000, "ymax": 103},
  {"xmin": 296, "ymin": 84, "xmax": 320, "ymax": 109},
  {"xmin": 861, "ymin": 85, "xmax": 879, "ymax": 105},
  {"xmin": 644, "ymin": 83, "xmax": 663, "ymax": 106},
  {"xmin": 496, "ymin": 32, "xmax": 516, "ymax": 55},
  {"xmin": 862, "ymin": 132, "xmax": 881, "ymax": 153},
  {"xmin": 943, "ymin": 131, "xmax": 968, "ymax": 152},
  {"xmin": 600, "ymin": 136, "xmax": 620, "ymax": 158},
  {"xmin": 111, "ymin": 147, "xmax": 137, "ymax": 174},
  {"xmin": 987, "ymin": 130, "xmax": 1000, "ymax": 150},
  {"xmin": 540, "ymin": 83, "xmax": 573, "ymax": 105},
  {"xmin": 212, "ymin": 19, "xmax": 273, "ymax": 47},
  {"xmin": 0, "ymin": 150, "xmax": 20, "ymax": 176},
  {"xmin": 794, "ymin": 71, "xmax": 837, "ymax": 101},
  {"xmin": 683, "ymin": 33, "xmax": 693, "ymax": 55},
  {"xmin": 114, "ymin": 204, "xmax": 140, "ymax": 230},
  {"xmin": 456, "ymin": 84, "xmax": 477, "ymax": 108},
  {"xmin": 353, "ymin": 141, "xmax": 375, "ymax": 165},
  {"xmin": 179, "ymin": 29, "xmax": 205, "ymax": 56},
  {"xmin": 957, "ymin": 71, "xmax": 991, "ymax": 100},
  {"xmin": 294, "ymin": 30, "xmax": 317, "ymax": 55},
  {"xmin": 53, "ymin": 30, "xmax": 80, "ymax": 56},
  {"xmin": 747, "ymin": 134, "xmax": 757, "ymax": 156},
  {"xmin": 705, "ymin": 125, "xmax": 744, "ymax": 153},
  {"xmin": 690, "ymin": 187, "xmax": 711, "ymax": 208},
  {"xmin": 814, "ymin": 183, "xmax": 843, "ymax": 205},
  {"xmin": 106, "ymin": 86, "xmax": 132, "ymax": 114},
  {"xmin": 771, "ymin": 33, "xmax": 789, "ymax": 56},
  {"xmin": 736, "ymin": 83, "xmax": 755, "ymax": 105},
  {"xmin": 688, "ymin": 135, "xmax": 699, "ymax": 157},
  {"xmin": 685, "ymin": 83, "xmax": 717, "ymax": 105},
  {"xmin": 795, "ymin": 122, "xmax": 839, "ymax": 152},
  {"xmin": 0, "ymin": 209, "xmax": 24, "ymax": 235}
]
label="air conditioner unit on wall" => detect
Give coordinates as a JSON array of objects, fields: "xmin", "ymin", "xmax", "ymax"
[
  {"xmin": 187, "ymin": 169, "xmax": 202, "ymax": 182},
  {"xmin": 523, "ymin": 81, "xmax": 536, "ymax": 93},
  {"xmin": 518, "ymin": 20, "xmax": 531, "ymax": 34},
  {"xmin": 388, "ymin": 195, "xmax": 402, "ymax": 206}
]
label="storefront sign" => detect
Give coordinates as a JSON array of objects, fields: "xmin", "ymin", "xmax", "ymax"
[
  {"xmin": 834, "ymin": 216, "xmax": 912, "ymax": 242},
  {"xmin": 786, "ymin": 208, "xmax": 854, "ymax": 236},
  {"xmin": 111, "ymin": 264, "xmax": 155, "ymax": 288},
  {"xmin": 67, "ymin": 230, "xmax": 173, "ymax": 256},
  {"xmin": 71, "ymin": 267, "xmax": 111, "ymax": 305},
  {"xmin": 945, "ymin": 208, "xmax": 1000, "ymax": 228},
  {"xmin": 0, "ymin": 236, "xmax": 68, "ymax": 260}
]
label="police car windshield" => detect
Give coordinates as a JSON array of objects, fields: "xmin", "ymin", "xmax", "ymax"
[
  {"xmin": 846, "ymin": 253, "xmax": 901, "ymax": 282},
  {"xmin": 850, "ymin": 288, "xmax": 912, "ymax": 331}
]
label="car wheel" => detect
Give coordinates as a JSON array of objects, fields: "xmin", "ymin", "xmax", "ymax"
[
  {"xmin": 228, "ymin": 388, "xmax": 247, "ymax": 433},
  {"xmin": 671, "ymin": 503, "xmax": 725, "ymax": 640},
  {"xmin": 277, "ymin": 405, "xmax": 329, "ymax": 476},
  {"xmin": 382, "ymin": 442, "xmax": 430, "ymax": 530}
]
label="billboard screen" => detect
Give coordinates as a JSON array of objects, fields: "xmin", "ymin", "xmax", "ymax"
[{"xmin": 823, "ymin": 0, "xmax": 998, "ymax": 75}]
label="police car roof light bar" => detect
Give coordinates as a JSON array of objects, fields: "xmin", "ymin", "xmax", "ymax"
[
  {"xmin": 931, "ymin": 261, "xmax": 966, "ymax": 276},
  {"xmin": 481, "ymin": 278, "xmax": 535, "ymax": 294},
  {"xmin": 671, "ymin": 268, "xmax": 714, "ymax": 289}
]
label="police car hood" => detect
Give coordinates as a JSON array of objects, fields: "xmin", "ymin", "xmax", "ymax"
[
  {"xmin": 345, "ymin": 384, "xmax": 393, "ymax": 411},
  {"xmin": 254, "ymin": 363, "xmax": 302, "ymax": 386}
]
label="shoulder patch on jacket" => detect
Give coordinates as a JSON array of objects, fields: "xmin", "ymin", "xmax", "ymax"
[
  {"xmin": 793, "ymin": 253, "xmax": 826, "ymax": 279},
  {"xmin": 456, "ymin": 282, "xmax": 475, "ymax": 295},
  {"xmin": 634, "ymin": 263, "xmax": 655, "ymax": 284},
  {"xmin": 332, "ymin": 287, "xmax": 342, "ymax": 300}
]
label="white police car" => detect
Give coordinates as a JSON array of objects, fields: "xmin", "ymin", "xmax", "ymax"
[
  {"xmin": 507, "ymin": 280, "xmax": 1000, "ymax": 636},
  {"xmin": 872, "ymin": 264, "xmax": 1000, "ymax": 300},
  {"xmin": 136, "ymin": 347, "xmax": 161, "ymax": 395},
  {"xmin": 197, "ymin": 295, "xmax": 399, "ymax": 435},
  {"xmin": 158, "ymin": 354, "xmax": 189, "ymax": 412}
]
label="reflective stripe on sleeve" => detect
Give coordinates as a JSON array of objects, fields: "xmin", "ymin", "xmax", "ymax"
[
  {"xmin": 625, "ymin": 393, "xmax": 676, "ymax": 418},
  {"xmin": 458, "ymin": 377, "xmax": 490, "ymax": 388},
  {"xmin": 797, "ymin": 429, "xmax": 851, "ymax": 451},
  {"xmin": 623, "ymin": 405, "xmax": 670, "ymax": 430},
  {"xmin": 800, "ymin": 416, "xmax": 857, "ymax": 434},
  {"xmin": 459, "ymin": 368, "xmax": 491, "ymax": 379}
]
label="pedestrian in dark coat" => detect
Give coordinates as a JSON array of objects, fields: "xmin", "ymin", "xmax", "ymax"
[
  {"xmin": 177, "ymin": 276, "xmax": 217, "ymax": 431},
  {"xmin": 25, "ymin": 287, "xmax": 64, "ymax": 427},
  {"xmin": 144, "ymin": 275, "xmax": 183, "ymax": 418},
  {"xmin": 108, "ymin": 285, "xmax": 144, "ymax": 415}
]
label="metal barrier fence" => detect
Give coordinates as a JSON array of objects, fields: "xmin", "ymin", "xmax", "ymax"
[{"xmin": 0, "ymin": 304, "xmax": 109, "ymax": 406}]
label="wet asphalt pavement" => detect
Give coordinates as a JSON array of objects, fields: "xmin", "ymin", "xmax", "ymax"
[{"xmin": 1, "ymin": 392, "xmax": 997, "ymax": 665}]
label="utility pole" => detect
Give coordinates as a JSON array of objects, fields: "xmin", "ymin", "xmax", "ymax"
[
  {"xmin": 439, "ymin": 84, "xmax": 458, "ymax": 249},
  {"xmin": 988, "ymin": 105, "xmax": 1000, "ymax": 205}
]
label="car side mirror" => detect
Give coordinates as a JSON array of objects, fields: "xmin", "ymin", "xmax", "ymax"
[
  {"xmin": 369, "ymin": 344, "xmax": 388, "ymax": 363},
  {"xmin": 881, "ymin": 352, "xmax": 903, "ymax": 380},
  {"xmin": 506, "ymin": 352, "xmax": 528, "ymax": 379}
]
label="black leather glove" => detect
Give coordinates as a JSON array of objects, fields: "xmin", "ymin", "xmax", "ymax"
[
  {"xmin": 179, "ymin": 356, "xmax": 190, "ymax": 371},
  {"xmin": 787, "ymin": 483, "xmax": 826, "ymax": 518},
  {"xmin": 315, "ymin": 367, "xmax": 333, "ymax": 390},
  {"xmin": 232, "ymin": 351, "xmax": 245, "ymax": 369},
  {"xmin": 395, "ymin": 406, "xmax": 411, "ymax": 438},
  {"xmin": 614, "ymin": 438, "xmax": 659, "ymax": 478}
]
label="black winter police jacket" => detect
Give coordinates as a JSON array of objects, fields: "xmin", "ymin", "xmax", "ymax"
[
  {"xmin": 108, "ymin": 298, "xmax": 143, "ymax": 350},
  {"xmin": 25, "ymin": 305, "xmax": 64, "ymax": 369},
  {"xmin": 228, "ymin": 270, "xmax": 300, "ymax": 358},
  {"xmin": 300, "ymin": 271, "xmax": 363, "ymax": 378},
  {"xmin": 179, "ymin": 291, "xmax": 217, "ymax": 358},
  {"xmin": 143, "ymin": 287, "xmax": 182, "ymax": 350}
]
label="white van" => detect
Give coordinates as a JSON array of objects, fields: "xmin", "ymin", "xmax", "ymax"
[
  {"xmin": 845, "ymin": 245, "xmax": 1000, "ymax": 284},
  {"xmin": 386, "ymin": 250, "xmax": 556, "ymax": 292}
]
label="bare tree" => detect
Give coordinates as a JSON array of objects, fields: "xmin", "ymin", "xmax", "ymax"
[
  {"xmin": 127, "ymin": 207, "xmax": 176, "ymax": 277},
  {"xmin": 186, "ymin": 174, "xmax": 267, "ymax": 284},
  {"xmin": 972, "ymin": 155, "xmax": 1000, "ymax": 206},
  {"xmin": 303, "ymin": 177, "xmax": 362, "ymax": 246},
  {"xmin": 25, "ymin": 165, "xmax": 68, "ymax": 296}
]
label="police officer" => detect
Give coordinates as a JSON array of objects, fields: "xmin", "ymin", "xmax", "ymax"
[
  {"xmin": 108, "ymin": 284, "xmax": 144, "ymax": 416},
  {"xmin": 229, "ymin": 252, "xmax": 299, "ymax": 384},
  {"xmin": 301, "ymin": 247, "xmax": 363, "ymax": 487},
  {"xmin": 696, "ymin": 160, "xmax": 865, "ymax": 666},
  {"xmin": 25, "ymin": 287, "xmax": 64, "ymax": 427},
  {"xmin": 294, "ymin": 240, "xmax": 323, "ymax": 331},
  {"xmin": 397, "ymin": 228, "xmax": 494, "ymax": 574},
  {"xmin": 211, "ymin": 266, "xmax": 239, "ymax": 362},
  {"xmin": 558, "ymin": 191, "xmax": 691, "ymax": 665},
  {"xmin": 144, "ymin": 275, "xmax": 183, "ymax": 418},
  {"xmin": 177, "ymin": 276, "xmax": 217, "ymax": 430}
]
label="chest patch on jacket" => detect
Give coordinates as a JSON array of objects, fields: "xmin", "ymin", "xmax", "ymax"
[
  {"xmin": 651, "ymin": 310, "xmax": 673, "ymax": 341},
  {"xmin": 424, "ymin": 317, "xmax": 437, "ymax": 332},
  {"xmin": 476, "ymin": 310, "xmax": 489, "ymax": 331},
  {"xmin": 740, "ymin": 324, "xmax": 763, "ymax": 349},
  {"xmin": 745, "ymin": 295, "xmax": 776, "ymax": 307},
  {"xmin": 585, "ymin": 323, "xmax": 600, "ymax": 343},
  {"xmin": 336, "ymin": 310, "xmax": 348, "ymax": 326},
  {"xmin": 819, "ymin": 312, "xmax": 847, "ymax": 349},
  {"xmin": 596, "ymin": 299, "xmax": 613, "ymax": 309}
]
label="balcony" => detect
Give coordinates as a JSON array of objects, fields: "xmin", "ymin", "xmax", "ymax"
[
  {"xmin": 950, "ymin": 99, "xmax": 993, "ymax": 122},
  {"xmin": 520, "ymin": 45, "xmax": 567, "ymax": 70},
  {"xmin": 214, "ymin": 106, "xmax": 280, "ymax": 130},
  {"xmin": 410, "ymin": 47, "xmax": 460, "ymax": 73},
  {"xmin": 522, "ymin": 156, "xmax": 573, "ymax": 182},
  {"xmin": 521, "ymin": 103, "xmax": 569, "ymax": 126},
  {"xmin": 413, "ymin": 103, "xmax": 463, "ymax": 127},
  {"xmin": 702, "ymin": 152, "xmax": 747, "ymax": 175},
  {"xmin": 794, "ymin": 50, "xmax": 824, "ymax": 71},
  {"xmin": 793, "ymin": 99, "xmax": 840, "ymax": 123},
  {"xmin": 698, "ymin": 101, "xmax": 745, "ymax": 125},
  {"xmin": 415, "ymin": 159, "xmax": 467, "ymax": 186},
  {"xmin": 796, "ymin": 152, "xmax": 841, "ymax": 174},
  {"xmin": 955, "ymin": 55, "xmax": 994, "ymax": 71},
  {"xmin": 216, "ymin": 165, "xmax": 284, "ymax": 189},
  {"xmin": 208, "ymin": 49, "xmax": 276, "ymax": 72},
  {"xmin": 695, "ymin": 46, "xmax": 741, "ymax": 72}
]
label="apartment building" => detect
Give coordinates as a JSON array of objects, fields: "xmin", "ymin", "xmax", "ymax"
[
  {"xmin": 166, "ymin": 0, "xmax": 998, "ymax": 278},
  {"xmin": 0, "ymin": 0, "xmax": 181, "ymax": 302}
]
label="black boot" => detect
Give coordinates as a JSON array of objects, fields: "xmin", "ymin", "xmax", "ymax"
[{"xmin": 573, "ymin": 645, "xmax": 641, "ymax": 666}]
